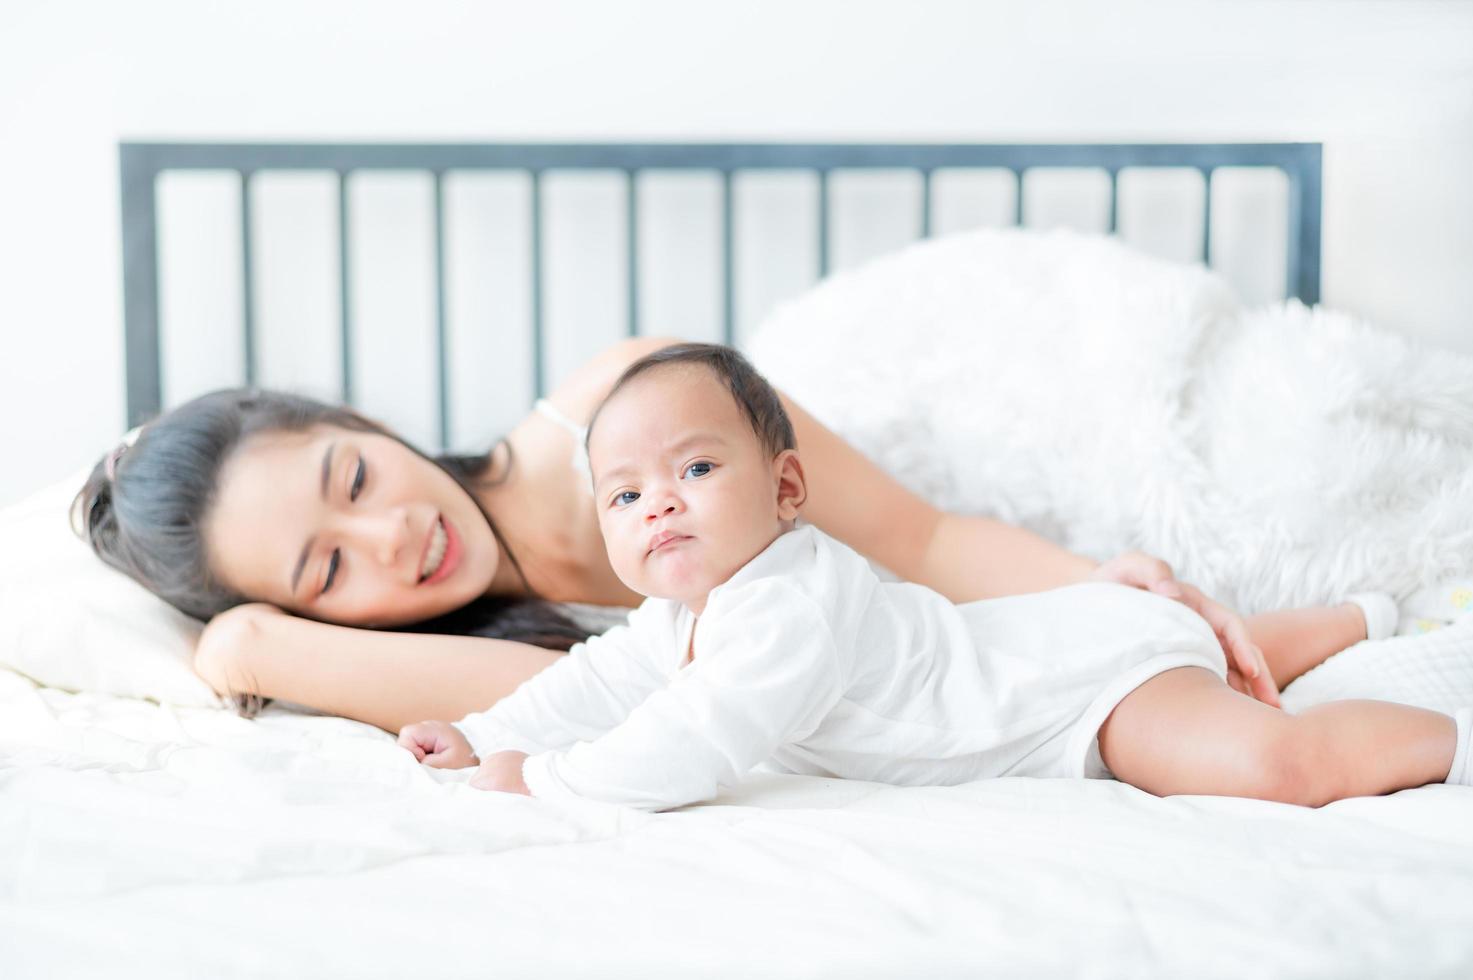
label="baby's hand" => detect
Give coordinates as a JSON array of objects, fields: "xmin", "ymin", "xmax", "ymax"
[
  {"xmin": 468, "ymin": 751, "xmax": 532, "ymax": 796},
  {"xmin": 397, "ymin": 720, "xmax": 479, "ymax": 769}
]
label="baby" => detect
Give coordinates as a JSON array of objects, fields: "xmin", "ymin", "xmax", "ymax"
[{"xmin": 399, "ymin": 344, "xmax": 1473, "ymax": 810}]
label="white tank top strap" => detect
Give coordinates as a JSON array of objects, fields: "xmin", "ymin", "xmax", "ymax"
[
  {"xmin": 533, "ymin": 398, "xmax": 585, "ymax": 438},
  {"xmin": 533, "ymin": 398, "xmax": 594, "ymax": 488}
]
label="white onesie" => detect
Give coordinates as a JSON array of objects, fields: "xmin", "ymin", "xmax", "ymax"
[{"xmin": 454, "ymin": 523, "xmax": 1227, "ymax": 811}]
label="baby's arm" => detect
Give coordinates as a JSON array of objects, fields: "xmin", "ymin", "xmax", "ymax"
[
  {"xmin": 519, "ymin": 581, "xmax": 845, "ymax": 812},
  {"xmin": 397, "ymin": 602, "xmax": 670, "ymax": 773}
]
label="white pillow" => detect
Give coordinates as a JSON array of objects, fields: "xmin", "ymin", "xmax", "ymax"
[{"xmin": 0, "ymin": 458, "xmax": 222, "ymax": 708}]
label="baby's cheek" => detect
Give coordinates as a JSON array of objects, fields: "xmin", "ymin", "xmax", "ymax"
[{"xmin": 607, "ymin": 545, "xmax": 645, "ymax": 593}]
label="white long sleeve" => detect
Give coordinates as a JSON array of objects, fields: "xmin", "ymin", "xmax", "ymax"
[
  {"xmin": 520, "ymin": 579, "xmax": 846, "ymax": 812},
  {"xmin": 450, "ymin": 599, "xmax": 671, "ymax": 759}
]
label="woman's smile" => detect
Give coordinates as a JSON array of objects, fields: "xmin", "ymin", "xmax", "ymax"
[{"xmin": 419, "ymin": 515, "xmax": 461, "ymax": 585}]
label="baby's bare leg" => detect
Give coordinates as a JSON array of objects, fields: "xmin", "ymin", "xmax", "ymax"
[
  {"xmin": 1245, "ymin": 603, "xmax": 1366, "ymax": 690},
  {"xmin": 1096, "ymin": 666, "xmax": 1456, "ymax": 806}
]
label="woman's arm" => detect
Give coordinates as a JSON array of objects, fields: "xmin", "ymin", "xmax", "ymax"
[
  {"xmin": 781, "ymin": 394, "xmax": 1279, "ymax": 705},
  {"xmin": 193, "ymin": 603, "xmax": 565, "ymax": 734},
  {"xmin": 779, "ymin": 392, "xmax": 1096, "ymax": 601}
]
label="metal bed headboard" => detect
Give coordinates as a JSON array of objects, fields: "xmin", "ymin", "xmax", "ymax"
[{"xmin": 120, "ymin": 141, "xmax": 1323, "ymax": 443}]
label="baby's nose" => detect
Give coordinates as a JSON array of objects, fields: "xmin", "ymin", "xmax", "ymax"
[{"xmin": 644, "ymin": 492, "xmax": 681, "ymax": 521}]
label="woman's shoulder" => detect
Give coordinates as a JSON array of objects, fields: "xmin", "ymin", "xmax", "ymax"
[{"xmin": 540, "ymin": 335, "xmax": 684, "ymax": 426}]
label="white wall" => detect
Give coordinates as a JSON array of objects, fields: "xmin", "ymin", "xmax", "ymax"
[{"xmin": 2, "ymin": 0, "xmax": 1471, "ymax": 506}]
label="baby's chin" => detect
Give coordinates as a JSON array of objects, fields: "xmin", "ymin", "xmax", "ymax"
[
  {"xmin": 621, "ymin": 564, "xmax": 724, "ymax": 608},
  {"xmin": 633, "ymin": 578, "xmax": 720, "ymax": 607}
]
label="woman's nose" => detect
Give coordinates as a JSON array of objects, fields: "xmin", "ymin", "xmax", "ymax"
[{"xmin": 345, "ymin": 509, "xmax": 414, "ymax": 565}]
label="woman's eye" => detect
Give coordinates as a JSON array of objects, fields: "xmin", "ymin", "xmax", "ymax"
[
  {"xmin": 683, "ymin": 461, "xmax": 713, "ymax": 479},
  {"xmin": 614, "ymin": 491, "xmax": 639, "ymax": 507},
  {"xmin": 321, "ymin": 548, "xmax": 341, "ymax": 595},
  {"xmin": 350, "ymin": 459, "xmax": 365, "ymax": 501}
]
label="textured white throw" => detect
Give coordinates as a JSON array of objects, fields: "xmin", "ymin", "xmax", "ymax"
[{"xmin": 744, "ymin": 227, "xmax": 1473, "ymax": 710}]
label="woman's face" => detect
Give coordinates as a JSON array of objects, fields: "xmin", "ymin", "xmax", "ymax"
[{"xmin": 204, "ymin": 424, "xmax": 502, "ymax": 627}]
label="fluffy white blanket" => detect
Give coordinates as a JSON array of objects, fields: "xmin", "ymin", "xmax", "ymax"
[{"xmin": 745, "ymin": 227, "xmax": 1473, "ymax": 618}]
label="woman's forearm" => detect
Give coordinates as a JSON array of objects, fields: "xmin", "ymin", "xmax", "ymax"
[
  {"xmin": 776, "ymin": 391, "xmax": 1100, "ymax": 604},
  {"xmin": 913, "ymin": 512, "xmax": 1099, "ymax": 603},
  {"xmin": 194, "ymin": 605, "xmax": 566, "ymax": 733}
]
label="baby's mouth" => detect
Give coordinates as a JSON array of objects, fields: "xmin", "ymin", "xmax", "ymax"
[{"xmin": 649, "ymin": 534, "xmax": 691, "ymax": 555}]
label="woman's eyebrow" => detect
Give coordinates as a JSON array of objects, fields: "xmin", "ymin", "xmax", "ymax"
[{"xmin": 289, "ymin": 441, "xmax": 336, "ymax": 596}]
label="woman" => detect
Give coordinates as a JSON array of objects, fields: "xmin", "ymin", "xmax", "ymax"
[{"xmin": 76, "ymin": 337, "xmax": 1369, "ymax": 733}]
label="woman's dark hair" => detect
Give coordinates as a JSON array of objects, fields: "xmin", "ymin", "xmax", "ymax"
[
  {"xmin": 72, "ymin": 387, "xmax": 589, "ymax": 717},
  {"xmin": 585, "ymin": 342, "xmax": 797, "ymax": 460}
]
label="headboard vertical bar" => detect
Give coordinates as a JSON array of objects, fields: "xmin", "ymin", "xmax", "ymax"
[
  {"xmin": 337, "ymin": 172, "xmax": 354, "ymax": 405},
  {"xmin": 120, "ymin": 144, "xmax": 163, "ymax": 427},
  {"xmin": 1014, "ymin": 169, "xmax": 1026, "ymax": 226},
  {"xmin": 817, "ymin": 169, "xmax": 830, "ymax": 278},
  {"xmin": 1288, "ymin": 144, "xmax": 1323, "ymax": 305},
  {"xmin": 626, "ymin": 170, "xmax": 639, "ymax": 338},
  {"xmin": 1201, "ymin": 167, "xmax": 1214, "ymax": 265},
  {"xmin": 433, "ymin": 170, "xmax": 450, "ymax": 450},
  {"xmin": 1106, "ymin": 168, "xmax": 1120, "ymax": 234},
  {"xmin": 240, "ymin": 171, "xmax": 257, "ymax": 386},
  {"xmin": 920, "ymin": 169, "xmax": 933, "ymax": 239},
  {"xmin": 721, "ymin": 170, "xmax": 734, "ymax": 346},
  {"xmin": 530, "ymin": 170, "xmax": 545, "ymax": 399}
]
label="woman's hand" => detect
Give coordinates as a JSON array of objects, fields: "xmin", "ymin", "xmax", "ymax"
[
  {"xmin": 1088, "ymin": 552, "xmax": 1281, "ymax": 709},
  {"xmin": 468, "ymin": 750, "xmax": 532, "ymax": 795},
  {"xmin": 398, "ymin": 720, "xmax": 479, "ymax": 769}
]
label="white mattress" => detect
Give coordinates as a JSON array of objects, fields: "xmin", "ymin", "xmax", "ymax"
[{"xmin": 2, "ymin": 668, "xmax": 1472, "ymax": 978}]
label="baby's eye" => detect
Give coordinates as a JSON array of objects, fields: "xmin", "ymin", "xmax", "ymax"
[
  {"xmin": 614, "ymin": 491, "xmax": 640, "ymax": 507},
  {"xmin": 683, "ymin": 462, "xmax": 713, "ymax": 479}
]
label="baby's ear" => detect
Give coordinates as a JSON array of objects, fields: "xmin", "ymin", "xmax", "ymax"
[{"xmin": 773, "ymin": 449, "xmax": 807, "ymax": 520}]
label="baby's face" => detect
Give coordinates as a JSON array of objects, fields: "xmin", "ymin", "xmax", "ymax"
[{"xmin": 588, "ymin": 365, "xmax": 798, "ymax": 614}]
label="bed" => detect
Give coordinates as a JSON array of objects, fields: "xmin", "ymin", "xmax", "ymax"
[{"xmin": 5, "ymin": 141, "xmax": 1473, "ymax": 979}]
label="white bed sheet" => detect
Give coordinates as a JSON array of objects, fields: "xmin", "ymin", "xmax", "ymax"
[{"xmin": 2, "ymin": 666, "xmax": 1472, "ymax": 979}]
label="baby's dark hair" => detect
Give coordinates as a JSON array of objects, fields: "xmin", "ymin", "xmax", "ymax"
[{"xmin": 585, "ymin": 342, "xmax": 797, "ymax": 462}]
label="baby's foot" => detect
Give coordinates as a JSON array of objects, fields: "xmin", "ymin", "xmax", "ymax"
[{"xmin": 1341, "ymin": 592, "xmax": 1399, "ymax": 642}]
